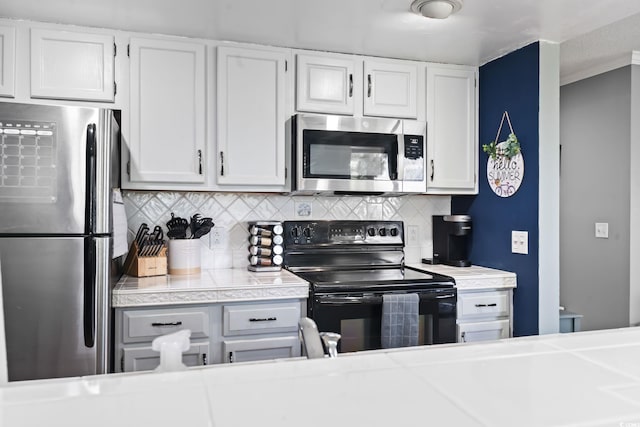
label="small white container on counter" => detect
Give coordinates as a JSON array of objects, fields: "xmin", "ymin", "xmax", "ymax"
[{"xmin": 168, "ymin": 239, "xmax": 201, "ymax": 275}]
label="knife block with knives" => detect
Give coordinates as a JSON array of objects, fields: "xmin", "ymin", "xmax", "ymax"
[{"xmin": 123, "ymin": 223, "xmax": 168, "ymax": 277}]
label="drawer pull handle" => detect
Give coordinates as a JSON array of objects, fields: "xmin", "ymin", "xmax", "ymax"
[
  {"xmin": 151, "ymin": 321, "xmax": 183, "ymax": 327},
  {"xmin": 248, "ymin": 317, "xmax": 277, "ymax": 322},
  {"xmin": 474, "ymin": 303, "xmax": 497, "ymax": 308}
]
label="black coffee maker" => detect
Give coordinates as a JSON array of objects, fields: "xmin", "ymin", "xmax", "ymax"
[{"xmin": 424, "ymin": 215, "xmax": 472, "ymax": 267}]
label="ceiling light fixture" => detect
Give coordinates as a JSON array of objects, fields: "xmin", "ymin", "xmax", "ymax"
[{"xmin": 410, "ymin": 0, "xmax": 463, "ymax": 19}]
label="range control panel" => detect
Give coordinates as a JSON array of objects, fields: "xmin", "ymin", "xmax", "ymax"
[{"xmin": 283, "ymin": 220, "xmax": 404, "ymax": 247}]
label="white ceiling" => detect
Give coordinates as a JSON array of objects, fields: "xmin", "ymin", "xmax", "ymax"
[{"xmin": 1, "ymin": 0, "xmax": 640, "ymax": 82}]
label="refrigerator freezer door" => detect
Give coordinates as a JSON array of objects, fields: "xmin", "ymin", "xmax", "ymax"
[
  {"xmin": 0, "ymin": 102, "xmax": 99, "ymax": 234},
  {"xmin": 0, "ymin": 236, "xmax": 100, "ymax": 381}
]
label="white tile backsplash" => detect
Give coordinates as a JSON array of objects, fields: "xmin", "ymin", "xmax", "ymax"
[{"xmin": 122, "ymin": 191, "xmax": 451, "ymax": 268}]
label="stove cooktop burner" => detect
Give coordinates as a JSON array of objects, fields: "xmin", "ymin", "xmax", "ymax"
[{"xmin": 291, "ymin": 267, "xmax": 455, "ymax": 293}]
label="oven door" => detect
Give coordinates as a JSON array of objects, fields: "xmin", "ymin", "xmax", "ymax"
[{"xmin": 310, "ymin": 288, "xmax": 457, "ymax": 353}]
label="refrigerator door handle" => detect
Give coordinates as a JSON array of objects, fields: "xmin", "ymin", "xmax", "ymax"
[
  {"xmin": 85, "ymin": 123, "xmax": 97, "ymax": 235},
  {"xmin": 94, "ymin": 237, "xmax": 111, "ymax": 374},
  {"xmin": 83, "ymin": 237, "xmax": 96, "ymax": 348},
  {"xmin": 94, "ymin": 111, "xmax": 113, "ymax": 235}
]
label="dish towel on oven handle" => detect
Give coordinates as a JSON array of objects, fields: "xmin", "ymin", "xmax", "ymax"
[{"xmin": 381, "ymin": 293, "xmax": 420, "ymax": 349}]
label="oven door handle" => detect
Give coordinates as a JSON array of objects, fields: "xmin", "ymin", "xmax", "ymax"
[
  {"xmin": 316, "ymin": 292, "xmax": 455, "ymax": 305},
  {"xmin": 317, "ymin": 295, "xmax": 383, "ymax": 305}
]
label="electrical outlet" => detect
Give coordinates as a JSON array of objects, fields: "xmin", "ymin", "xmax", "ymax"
[
  {"xmin": 209, "ymin": 227, "xmax": 228, "ymax": 248},
  {"xmin": 511, "ymin": 230, "xmax": 528, "ymax": 254},
  {"xmin": 595, "ymin": 222, "xmax": 609, "ymax": 239},
  {"xmin": 294, "ymin": 201, "xmax": 312, "ymax": 217},
  {"xmin": 407, "ymin": 225, "xmax": 419, "ymax": 246}
]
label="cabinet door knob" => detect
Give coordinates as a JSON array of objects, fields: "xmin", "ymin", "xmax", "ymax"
[
  {"xmin": 430, "ymin": 159, "xmax": 434, "ymax": 181},
  {"xmin": 197, "ymin": 149, "xmax": 203, "ymax": 175},
  {"xmin": 348, "ymin": 74, "xmax": 353, "ymax": 98},
  {"xmin": 220, "ymin": 151, "xmax": 224, "ymax": 176},
  {"xmin": 367, "ymin": 74, "xmax": 372, "ymax": 98}
]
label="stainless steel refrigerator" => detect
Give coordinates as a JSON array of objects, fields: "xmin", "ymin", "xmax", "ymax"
[{"xmin": 0, "ymin": 101, "xmax": 120, "ymax": 381}]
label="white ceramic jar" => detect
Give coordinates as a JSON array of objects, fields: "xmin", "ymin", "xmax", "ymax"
[{"xmin": 168, "ymin": 239, "xmax": 201, "ymax": 275}]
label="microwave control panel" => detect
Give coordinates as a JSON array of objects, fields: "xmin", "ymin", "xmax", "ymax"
[{"xmin": 404, "ymin": 135, "xmax": 424, "ymax": 159}]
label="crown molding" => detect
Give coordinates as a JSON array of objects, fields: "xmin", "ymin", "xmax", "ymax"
[{"xmin": 561, "ymin": 51, "xmax": 640, "ymax": 86}]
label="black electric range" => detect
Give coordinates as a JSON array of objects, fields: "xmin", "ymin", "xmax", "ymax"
[{"xmin": 283, "ymin": 220, "xmax": 457, "ymax": 352}]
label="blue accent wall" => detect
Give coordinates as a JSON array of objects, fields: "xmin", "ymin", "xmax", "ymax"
[{"xmin": 452, "ymin": 42, "xmax": 540, "ymax": 336}]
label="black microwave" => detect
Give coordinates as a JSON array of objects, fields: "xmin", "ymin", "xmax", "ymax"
[{"xmin": 289, "ymin": 114, "xmax": 426, "ymax": 195}]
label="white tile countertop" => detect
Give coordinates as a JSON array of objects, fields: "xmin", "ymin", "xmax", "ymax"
[
  {"xmin": 4, "ymin": 327, "xmax": 640, "ymax": 426},
  {"xmin": 407, "ymin": 263, "xmax": 517, "ymax": 290},
  {"xmin": 112, "ymin": 268, "xmax": 309, "ymax": 308}
]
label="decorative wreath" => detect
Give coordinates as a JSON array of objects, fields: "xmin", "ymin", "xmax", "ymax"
[{"xmin": 482, "ymin": 111, "xmax": 521, "ymax": 160}]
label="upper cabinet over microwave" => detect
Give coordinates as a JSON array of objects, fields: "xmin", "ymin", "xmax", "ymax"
[{"xmin": 295, "ymin": 53, "xmax": 421, "ymax": 120}]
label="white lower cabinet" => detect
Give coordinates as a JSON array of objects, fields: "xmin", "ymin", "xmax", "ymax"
[
  {"xmin": 115, "ymin": 305, "xmax": 211, "ymax": 373},
  {"xmin": 122, "ymin": 342, "xmax": 210, "ymax": 372},
  {"xmin": 456, "ymin": 289, "xmax": 513, "ymax": 343},
  {"xmin": 220, "ymin": 300, "xmax": 302, "ymax": 364},
  {"xmin": 458, "ymin": 319, "xmax": 510, "ymax": 343},
  {"xmin": 114, "ymin": 299, "xmax": 304, "ymax": 372}
]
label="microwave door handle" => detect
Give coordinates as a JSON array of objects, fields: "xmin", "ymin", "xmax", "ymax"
[{"xmin": 394, "ymin": 135, "xmax": 403, "ymax": 181}]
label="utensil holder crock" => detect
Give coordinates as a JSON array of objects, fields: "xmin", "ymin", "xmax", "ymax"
[{"xmin": 168, "ymin": 239, "xmax": 201, "ymax": 275}]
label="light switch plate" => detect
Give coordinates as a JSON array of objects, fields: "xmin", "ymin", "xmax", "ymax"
[
  {"xmin": 595, "ymin": 222, "xmax": 609, "ymax": 238},
  {"xmin": 512, "ymin": 230, "xmax": 528, "ymax": 254}
]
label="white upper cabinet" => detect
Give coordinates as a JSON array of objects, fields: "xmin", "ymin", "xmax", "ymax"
[
  {"xmin": 295, "ymin": 52, "xmax": 420, "ymax": 119},
  {"xmin": 296, "ymin": 54, "xmax": 358, "ymax": 115},
  {"xmin": 217, "ymin": 45, "xmax": 288, "ymax": 187},
  {"xmin": 426, "ymin": 65, "xmax": 478, "ymax": 194},
  {"xmin": 30, "ymin": 28, "xmax": 115, "ymax": 102},
  {"xmin": 0, "ymin": 25, "xmax": 15, "ymax": 98},
  {"xmin": 128, "ymin": 37, "xmax": 206, "ymax": 184},
  {"xmin": 363, "ymin": 59, "xmax": 418, "ymax": 119}
]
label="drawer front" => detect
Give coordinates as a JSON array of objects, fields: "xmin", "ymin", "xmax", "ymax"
[
  {"xmin": 458, "ymin": 319, "xmax": 510, "ymax": 343},
  {"xmin": 223, "ymin": 336, "xmax": 300, "ymax": 363},
  {"xmin": 121, "ymin": 342, "xmax": 210, "ymax": 372},
  {"xmin": 122, "ymin": 307, "xmax": 210, "ymax": 343},
  {"xmin": 224, "ymin": 302, "xmax": 301, "ymax": 336},
  {"xmin": 457, "ymin": 291, "xmax": 510, "ymax": 319}
]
